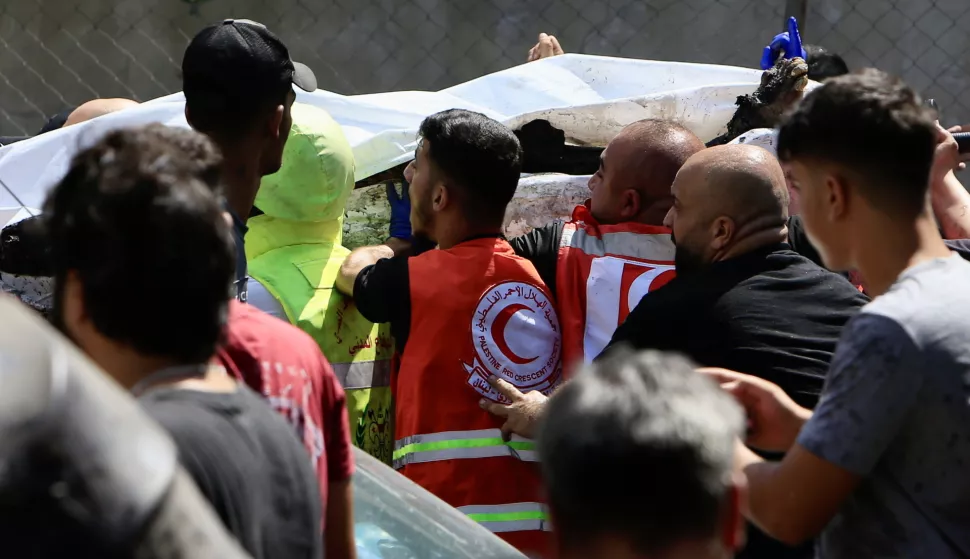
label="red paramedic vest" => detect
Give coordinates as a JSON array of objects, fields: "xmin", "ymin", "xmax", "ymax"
[
  {"xmin": 395, "ymin": 237, "xmax": 562, "ymax": 556},
  {"xmin": 555, "ymin": 204, "xmax": 676, "ymax": 371}
]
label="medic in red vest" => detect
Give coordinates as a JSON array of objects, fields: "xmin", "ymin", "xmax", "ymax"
[
  {"xmin": 509, "ymin": 120, "xmax": 706, "ymax": 371},
  {"xmin": 336, "ymin": 109, "xmax": 559, "ymax": 556}
]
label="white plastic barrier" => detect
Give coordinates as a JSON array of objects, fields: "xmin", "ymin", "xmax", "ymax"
[{"xmin": 0, "ymin": 54, "xmax": 767, "ymax": 227}]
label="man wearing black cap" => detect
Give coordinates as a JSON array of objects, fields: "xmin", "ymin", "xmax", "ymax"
[{"xmin": 182, "ymin": 19, "xmax": 317, "ymax": 301}]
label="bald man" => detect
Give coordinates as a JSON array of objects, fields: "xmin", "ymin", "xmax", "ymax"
[
  {"xmin": 0, "ymin": 98, "xmax": 138, "ymax": 146},
  {"xmin": 605, "ymin": 144, "xmax": 867, "ymax": 407},
  {"xmin": 602, "ymin": 144, "xmax": 868, "ymax": 559},
  {"xmin": 511, "ymin": 119, "xmax": 706, "ymax": 369},
  {"xmin": 64, "ymin": 98, "xmax": 139, "ymax": 127}
]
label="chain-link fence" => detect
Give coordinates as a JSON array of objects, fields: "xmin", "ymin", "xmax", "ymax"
[
  {"xmin": 810, "ymin": 0, "xmax": 970, "ymax": 122},
  {"xmin": 1, "ymin": 0, "xmax": 968, "ymax": 137}
]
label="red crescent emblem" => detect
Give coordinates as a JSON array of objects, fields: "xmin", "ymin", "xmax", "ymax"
[{"xmin": 490, "ymin": 303, "xmax": 540, "ymax": 365}]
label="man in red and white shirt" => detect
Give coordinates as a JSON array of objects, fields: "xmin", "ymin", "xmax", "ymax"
[
  {"xmin": 510, "ymin": 119, "xmax": 705, "ymax": 371},
  {"xmin": 217, "ymin": 300, "xmax": 356, "ymax": 559}
]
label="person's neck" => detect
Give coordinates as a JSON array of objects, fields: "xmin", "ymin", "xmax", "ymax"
[
  {"xmin": 717, "ymin": 214, "xmax": 788, "ymax": 262},
  {"xmin": 435, "ymin": 222, "xmax": 503, "ymax": 250},
  {"xmin": 637, "ymin": 202, "xmax": 672, "ymax": 227},
  {"xmin": 93, "ymin": 345, "xmax": 186, "ymax": 391},
  {"xmin": 852, "ymin": 210, "xmax": 951, "ymax": 298},
  {"xmin": 221, "ymin": 151, "xmax": 263, "ymax": 225}
]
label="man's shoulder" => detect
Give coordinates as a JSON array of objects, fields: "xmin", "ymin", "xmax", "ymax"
[
  {"xmin": 624, "ymin": 274, "xmax": 705, "ymax": 323},
  {"xmin": 864, "ymin": 256, "xmax": 970, "ymax": 338},
  {"xmin": 141, "ymin": 387, "xmax": 315, "ymax": 479},
  {"xmin": 712, "ymin": 248, "xmax": 867, "ymax": 329},
  {"xmin": 222, "ymin": 301, "xmax": 333, "ymax": 386},
  {"xmin": 508, "ymin": 221, "xmax": 566, "ymax": 255},
  {"xmin": 227, "ymin": 300, "xmax": 320, "ymax": 354},
  {"xmin": 746, "ymin": 247, "xmax": 866, "ymax": 299},
  {"xmin": 139, "ymin": 388, "xmax": 228, "ymax": 441}
]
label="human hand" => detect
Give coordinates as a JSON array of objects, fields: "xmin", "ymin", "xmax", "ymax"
[
  {"xmin": 527, "ymin": 33, "xmax": 564, "ymax": 62},
  {"xmin": 386, "ymin": 180, "xmax": 412, "ymax": 241},
  {"xmin": 698, "ymin": 368, "xmax": 811, "ymax": 453},
  {"xmin": 760, "ymin": 17, "xmax": 806, "ymax": 70},
  {"xmin": 479, "ymin": 376, "xmax": 548, "ymax": 440},
  {"xmin": 937, "ymin": 123, "xmax": 970, "ymax": 174}
]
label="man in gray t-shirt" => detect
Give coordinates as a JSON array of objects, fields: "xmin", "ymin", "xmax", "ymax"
[
  {"xmin": 699, "ymin": 70, "xmax": 970, "ymax": 558},
  {"xmin": 798, "ymin": 254, "xmax": 970, "ymax": 557}
]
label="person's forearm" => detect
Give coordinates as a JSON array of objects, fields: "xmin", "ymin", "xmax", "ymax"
[
  {"xmin": 735, "ymin": 443, "xmax": 796, "ymax": 541},
  {"xmin": 932, "ymin": 171, "xmax": 970, "ymax": 239},
  {"xmin": 335, "ymin": 239, "xmax": 411, "ymax": 297},
  {"xmin": 737, "ymin": 441, "xmax": 830, "ymax": 546},
  {"xmin": 780, "ymin": 405, "xmax": 813, "ymax": 451},
  {"xmin": 325, "ymin": 479, "xmax": 356, "ymax": 559}
]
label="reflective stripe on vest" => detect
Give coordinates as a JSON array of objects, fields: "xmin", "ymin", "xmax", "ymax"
[
  {"xmin": 557, "ymin": 210, "xmax": 676, "ymax": 364},
  {"xmin": 560, "ymin": 225, "xmax": 675, "ymax": 261},
  {"xmin": 392, "ymin": 429, "xmax": 538, "ymax": 470},
  {"xmin": 331, "ymin": 359, "xmax": 392, "ymax": 390},
  {"xmin": 457, "ymin": 503, "xmax": 553, "ymax": 533}
]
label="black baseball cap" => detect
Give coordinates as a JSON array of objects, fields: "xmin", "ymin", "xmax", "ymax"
[{"xmin": 182, "ymin": 19, "xmax": 317, "ymax": 105}]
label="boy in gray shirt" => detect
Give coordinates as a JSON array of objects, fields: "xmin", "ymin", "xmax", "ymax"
[
  {"xmin": 798, "ymin": 254, "xmax": 970, "ymax": 557},
  {"xmin": 701, "ymin": 69, "xmax": 970, "ymax": 558}
]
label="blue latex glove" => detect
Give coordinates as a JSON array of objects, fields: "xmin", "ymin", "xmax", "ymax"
[
  {"xmin": 760, "ymin": 17, "xmax": 807, "ymax": 70},
  {"xmin": 386, "ymin": 180, "xmax": 412, "ymax": 240}
]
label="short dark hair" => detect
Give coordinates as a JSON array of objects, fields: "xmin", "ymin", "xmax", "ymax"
[
  {"xmin": 805, "ymin": 44, "xmax": 849, "ymax": 81},
  {"xmin": 537, "ymin": 348, "xmax": 743, "ymax": 554},
  {"xmin": 418, "ymin": 109, "xmax": 522, "ymax": 225},
  {"xmin": 44, "ymin": 124, "xmax": 234, "ymax": 364},
  {"xmin": 777, "ymin": 69, "xmax": 937, "ymax": 217}
]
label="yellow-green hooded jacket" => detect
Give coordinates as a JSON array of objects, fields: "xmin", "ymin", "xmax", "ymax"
[{"xmin": 246, "ymin": 103, "xmax": 393, "ymax": 463}]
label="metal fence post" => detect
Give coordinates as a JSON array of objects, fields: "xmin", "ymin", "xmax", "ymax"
[{"xmin": 785, "ymin": 0, "xmax": 809, "ymax": 31}]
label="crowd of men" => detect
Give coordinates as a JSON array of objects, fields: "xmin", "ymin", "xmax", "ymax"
[{"xmin": 0, "ymin": 16, "xmax": 969, "ymax": 559}]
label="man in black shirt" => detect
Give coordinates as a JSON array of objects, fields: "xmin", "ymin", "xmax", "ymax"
[
  {"xmin": 602, "ymin": 143, "xmax": 867, "ymax": 559},
  {"xmin": 605, "ymin": 144, "xmax": 867, "ymax": 408},
  {"xmin": 42, "ymin": 125, "xmax": 322, "ymax": 559}
]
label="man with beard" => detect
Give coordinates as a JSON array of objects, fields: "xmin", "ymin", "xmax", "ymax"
[
  {"xmin": 336, "ymin": 109, "xmax": 559, "ymax": 556},
  {"xmin": 603, "ymin": 144, "xmax": 867, "ymax": 410},
  {"xmin": 483, "ymin": 144, "xmax": 868, "ymax": 559},
  {"xmin": 595, "ymin": 143, "xmax": 868, "ymax": 559}
]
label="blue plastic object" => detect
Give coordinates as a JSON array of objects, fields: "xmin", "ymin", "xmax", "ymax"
[
  {"xmin": 386, "ymin": 180, "xmax": 412, "ymax": 241},
  {"xmin": 760, "ymin": 17, "xmax": 807, "ymax": 70}
]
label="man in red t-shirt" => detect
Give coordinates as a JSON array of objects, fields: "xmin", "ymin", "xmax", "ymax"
[{"xmin": 217, "ymin": 300, "xmax": 356, "ymax": 559}]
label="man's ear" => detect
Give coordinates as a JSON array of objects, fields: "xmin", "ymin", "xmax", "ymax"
[
  {"xmin": 61, "ymin": 270, "xmax": 89, "ymax": 341},
  {"xmin": 266, "ymin": 104, "xmax": 285, "ymax": 141},
  {"xmin": 620, "ymin": 188, "xmax": 641, "ymax": 220},
  {"xmin": 432, "ymin": 183, "xmax": 449, "ymax": 212},
  {"xmin": 710, "ymin": 216, "xmax": 736, "ymax": 251},
  {"xmin": 721, "ymin": 474, "xmax": 748, "ymax": 551},
  {"xmin": 826, "ymin": 173, "xmax": 848, "ymax": 223}
]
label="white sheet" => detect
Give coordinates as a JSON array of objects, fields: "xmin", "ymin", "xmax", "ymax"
[{"xmin": 0, "ymin": 54, "xmax": 767, "ymax": 226}]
